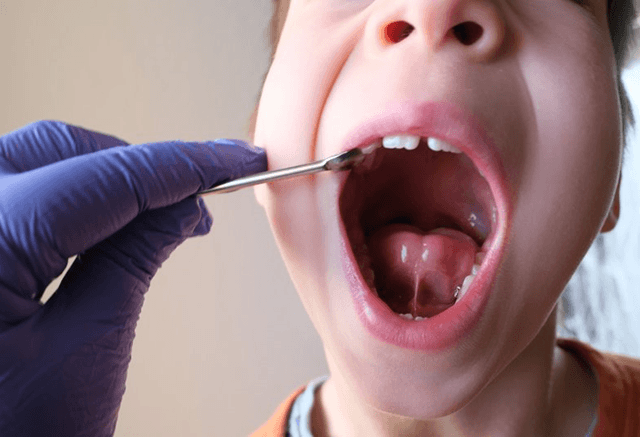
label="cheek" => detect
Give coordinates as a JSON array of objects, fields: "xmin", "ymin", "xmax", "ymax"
[
  {"xmin": 253, "ymin": 4, "xmax": 366, "ymax": 168},
  {"xmin": 526, "ymin": 39, "xmax": 620, "ymax": 221},
  {"xmin": 507, "ymin": 28, "xmax": 622, "ymax": 311},
  {"xmin": 252, "ymin": 5, "xmax": 369, "ymax": 308}
]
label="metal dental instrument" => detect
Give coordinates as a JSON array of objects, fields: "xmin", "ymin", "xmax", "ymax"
[{"xmin": 199, "ymin": 145, "xmax": 378, "ymax": 195}]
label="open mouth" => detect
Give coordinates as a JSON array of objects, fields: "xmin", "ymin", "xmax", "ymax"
[{"xmin": 340, "ymin": 133, "xmax": 498, "ymax": 321}]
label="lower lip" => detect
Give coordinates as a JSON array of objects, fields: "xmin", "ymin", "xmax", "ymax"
[{"xmin": 340, "ymin": 227, "xmax": 505, "ymax": 351}]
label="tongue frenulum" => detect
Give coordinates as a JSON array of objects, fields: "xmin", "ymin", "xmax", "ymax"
[{"xmin": 368, "ymin": 224, "xmax": 478, "ymax": 318}]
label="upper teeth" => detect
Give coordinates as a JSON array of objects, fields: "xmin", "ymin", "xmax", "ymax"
[
  {"xmin": 381, "ymin": 135, "xmax": 461, "ymax": 154},
  {"xmin": 381, "ymin": 135, "xmax": 420, "ymax": 150},
  {"xmin": 427, "ymin": 137, "xmax": 461, "ymax": 154}
]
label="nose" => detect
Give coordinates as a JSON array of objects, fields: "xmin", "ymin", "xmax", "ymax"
[{"xmin": 371, "ymin": 0, "xmax": 506, "ymax": 62}]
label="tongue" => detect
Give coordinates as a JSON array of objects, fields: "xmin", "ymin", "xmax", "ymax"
[{"xmin": 368, "ymin": 224, "xmax": 478, "ymax": 318}]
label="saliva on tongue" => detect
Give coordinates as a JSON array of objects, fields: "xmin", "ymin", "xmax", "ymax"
[{"xmin": 368, "ymin": 224, "xmax": 477, "ymax": 318}]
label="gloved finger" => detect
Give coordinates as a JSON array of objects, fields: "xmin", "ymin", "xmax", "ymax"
[
  {"xmin": 0, "ymin": 194, "xmax": 211, "ymax": 431},
  {"xmin": 0, "ymin": 197, "xmax": 209, "ymax": 330},
  {"xmin": 0, "ymin": 120, "xmax": 128, "ymax": 173},
  {"xmin": 85, "ymin": 195, "xmax": 211, "ymax": 285},
  {"xmin": 12, "ymin": 135, "xmax": 261, "ymax": 248},
  {"xmin": 0, "ymin": 135, "xmax": 264, "ymax": 301},
  {"xmin": 45, "ymin": 197, "xmax": 208, "ymax": 324},
  {"xmin": 192, "ymin": 197, "xmax": 213, "ymax": 237}
]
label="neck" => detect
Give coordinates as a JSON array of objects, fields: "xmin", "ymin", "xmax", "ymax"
[{"xmin": 312, "ymin": 308, "xmax": 598, "ymax": 437}]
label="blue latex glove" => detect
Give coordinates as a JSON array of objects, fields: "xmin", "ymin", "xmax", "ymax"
[{"xmin": 0, "ymin": 121, "xmax": 267, "ymax": 436}]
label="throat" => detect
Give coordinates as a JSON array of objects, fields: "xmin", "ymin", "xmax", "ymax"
[{"xmin": 368, "ymin": 224, "xmax": 478, "ymax": 318}]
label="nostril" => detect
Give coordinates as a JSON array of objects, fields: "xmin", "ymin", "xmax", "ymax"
[
  {"xmin": 452, "ymin": 22, "xmax": 483, "ymax": 46},
  {"xmin": 384, "ymin": 21, "xmax": 415, "ymax": 44}
]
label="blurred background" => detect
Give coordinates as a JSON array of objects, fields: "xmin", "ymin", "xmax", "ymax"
[{"xmin": 0, "ymin": 1, "xmax": 639, "ymax": 436}]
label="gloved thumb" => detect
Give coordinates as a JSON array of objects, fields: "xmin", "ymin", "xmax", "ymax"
[{"xmin": 83, "ymin": 195, "xmax": 211, "ymax": 287}]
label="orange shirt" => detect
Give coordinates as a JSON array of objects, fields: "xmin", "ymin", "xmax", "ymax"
[{"xmin": 251, "ymin": 339, "xmax": 640, "ymax": 437}]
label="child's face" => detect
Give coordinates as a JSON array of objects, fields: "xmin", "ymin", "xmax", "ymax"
[{"xmin": 254, "ymin": 0, "xmax": 621, "ymax": 418}]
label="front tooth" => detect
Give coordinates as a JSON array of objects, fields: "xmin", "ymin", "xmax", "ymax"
[
  {"xmin": 471, "ymin": 264, "xmax": 481, "ymax": 275},
  {"xmin": 400, "ymin": 313, "xmax": 414, "ymax": 320},
  {"xmin": 427, "ymin": 137, "xmax": 461, "ymax": 154},
  {"xmin": 382, "ymin": 135, "xmax": 420, "ymax": 150}
]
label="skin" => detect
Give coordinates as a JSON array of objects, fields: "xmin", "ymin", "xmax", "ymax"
[{"xmin": 253, "ymin": 0, "xmax": 622, "ymax": 435}]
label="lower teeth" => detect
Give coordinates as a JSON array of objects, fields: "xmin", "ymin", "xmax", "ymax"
[
  {"xmin": 457, "ymin": 271, "xmax": 477, "ymax": 301},
  {"xmin": 399, "ymin": 313, "xmax": 425, "ymax": 321}
]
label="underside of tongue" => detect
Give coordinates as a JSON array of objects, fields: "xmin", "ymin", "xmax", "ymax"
[{"xmin": 368, "ymin": 224, "xmax": 478, "ymax": 318}]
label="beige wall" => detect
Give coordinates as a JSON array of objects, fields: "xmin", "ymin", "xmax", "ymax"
[{"xmin": 0, "ymin": 1, "xmax": 327, "ymax": 436}]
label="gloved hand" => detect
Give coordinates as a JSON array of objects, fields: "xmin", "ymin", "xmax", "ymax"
[{"xmin": 0, "ymin": 120, "xmax": 267, "ymax": 436}]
